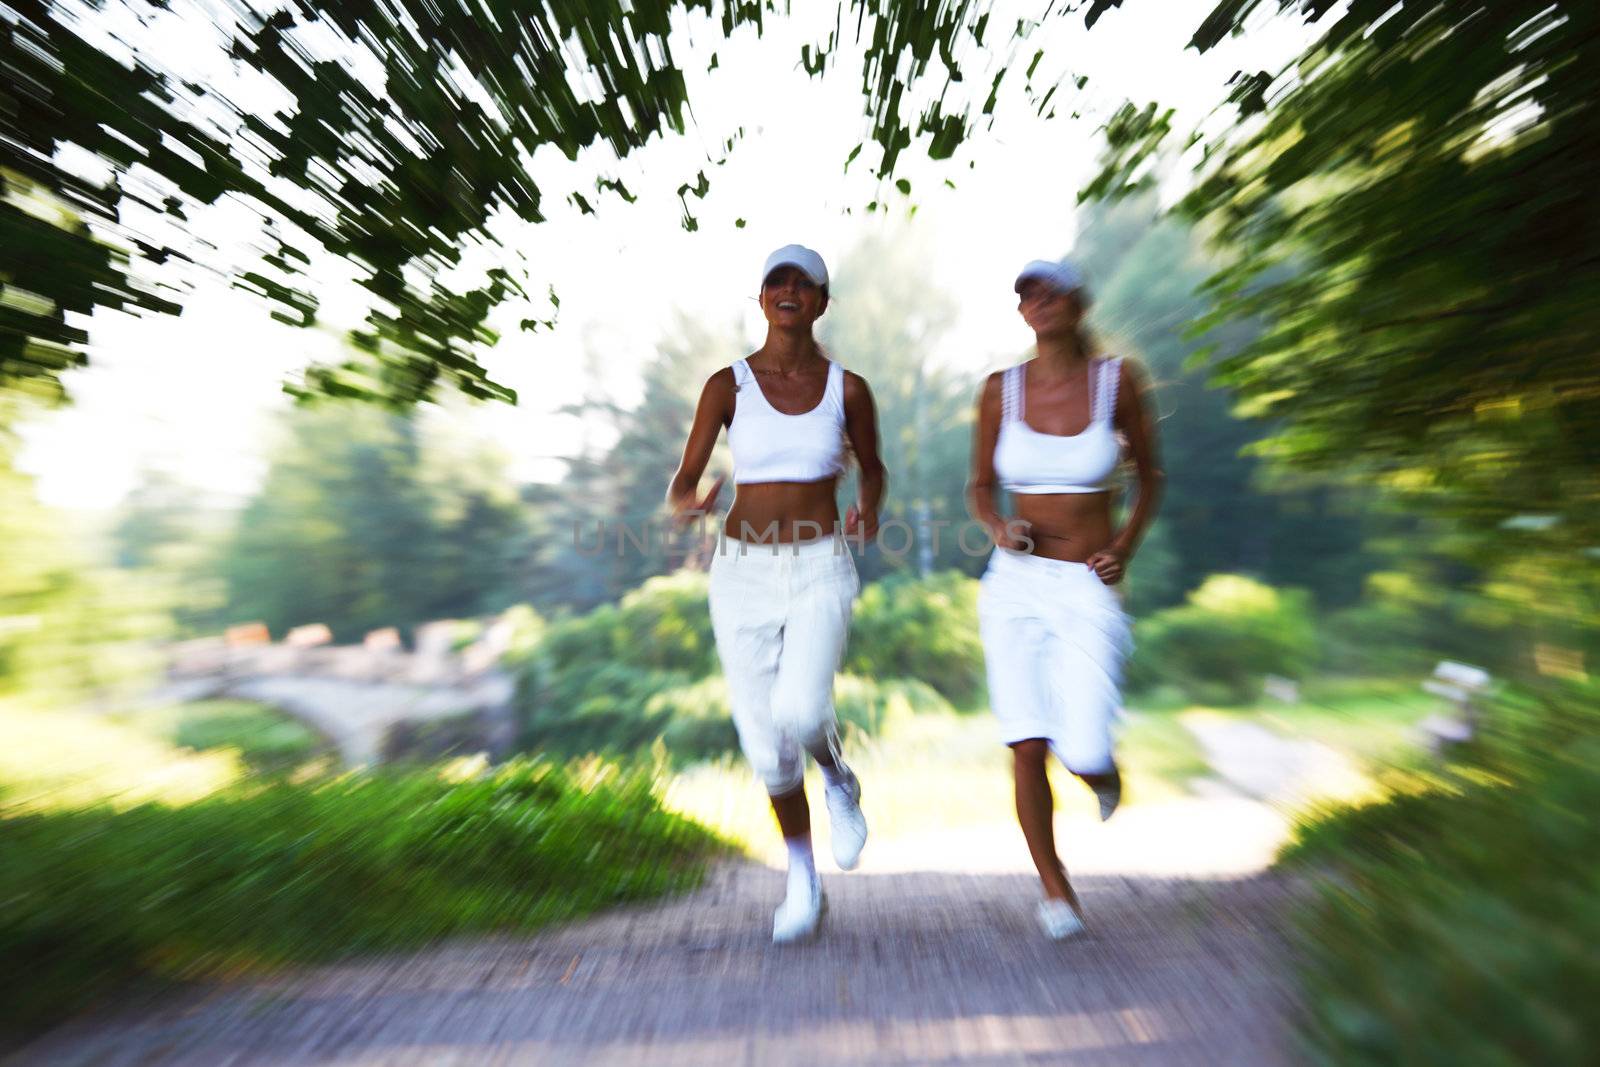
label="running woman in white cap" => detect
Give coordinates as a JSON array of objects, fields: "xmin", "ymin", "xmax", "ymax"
[
  {"xmin": 667, "ymin": 244, "xmax": 885, "ymax": 943},
  {"xmin": 968, "ymin": 257, "xmax": 1163, "ymax": 940}
]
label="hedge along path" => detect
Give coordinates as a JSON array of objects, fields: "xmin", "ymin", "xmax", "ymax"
[{"xmin": 16, "ymin": 787, "xmax": 1302, "ymax": 1066}]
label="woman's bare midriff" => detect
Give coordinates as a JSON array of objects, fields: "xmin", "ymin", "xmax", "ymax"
[
  {"xmin": 723, "ymin": 478, "xmax": 842, "ymax": 543},
  {"xmin": 1012, "ymin": 491, "xmax": 1115, "ymax": 562}
]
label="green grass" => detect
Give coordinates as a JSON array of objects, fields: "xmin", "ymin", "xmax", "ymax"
[
  {"xmin": 1279, "ymin": 684, "xmax": 1600, "ymax": 1065},
  {"xmin": 666, "ymin": 713, "xmax": 1015, "ymax": 851},
  {"xmin": 1163, "ymin": 680, "xmax": 1441, "ymax": 811},
  {"xmin": 664, "ymin": 677, "xmax": 1435, "ymax": 854},
  {"xmin": 1120, "ymin": 708, "xmax": 1212, "ymax": 803},
  {"xmin": 666, "ymin": 704, "xmax": 1213, "ymax": 853},
  {"xmin": 0, "ymin": 705, "xmax": 727, "ymax": 1039},
  {"xmin": 119, "ymin": 700, "xmax": 329, "ymax": 775},
  {"xmin": 1243, "ymin": 678, "xmax": 1439, "ymax": 769},
  {"xmin": 0, "ymin": 702, "xmax": 242, "ymax": 812}
]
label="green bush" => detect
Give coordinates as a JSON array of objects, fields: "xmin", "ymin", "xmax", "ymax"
[
  {"xmin": 525, "ymin": 571, "xmax": 715, "ymax": 686},
  {"xmin": 649, "ymin": 676, "xmax": 738, "ymax": 762},
  {"xmin": 0, "ymin": 757, "xmax": 725, "ymax": 1038},
  {"xmin": 518, "ymin": 569, "xmax": 975, "ymax": 761},
  {"xmin": 521, "ymin": 662, "xmax": 688, "ymax": 757},
  {"xmin": 122, "ymin": 701, "xmax": 326, "ymax": 775},
  {"xmin": 834, "ymin": 673, "xmax": 954, "ymax": 736},
  {"xmin": 605, "ymin": 571, "xmax": 718, "ymax": 674},
  {"xmin": 1284, "ymin": 682, "xmax": 1600, "ymax": 1065},
  {"xmin": 1126, "ymin": 574, "xmax": 1317, "ymax": 704},
  {"xmin": 516, "ymin": 572, "xmax": 715, "ymax": 756},
  {"xmin": 645, "ymin": 673, "xmax": 956, "ymax": 764},
  {"xmin": 1318, "ymin": 601, "xmax": 1433, "ymax": 676},
  {"xmin": 1317, "ymin": 570, "xmax": 1513, "ymax": 678},
  {"xmin": 846, "ymin": 571, "xmax": 985, "ymax": 707}
]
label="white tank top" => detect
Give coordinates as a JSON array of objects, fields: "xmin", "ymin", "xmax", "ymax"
[
  {"xmin": 994, "ymin": 357, "xmax": 1123, "ymax": 494},
  {"xmin": 727, "ymin": 357, "xmax": 848, "ymax": 484}
]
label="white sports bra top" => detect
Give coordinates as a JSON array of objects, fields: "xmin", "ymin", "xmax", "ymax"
[
  {"xmin": 994, "ymin": 356, "xmax": 1123, "ymax": 494},
  {"xmin": 727, "ymin": 357, "xmax": 848, "ymax": 484}
]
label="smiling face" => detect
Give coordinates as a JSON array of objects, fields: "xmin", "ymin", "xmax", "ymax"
[
  {"xmin": 1017, "ymin": 279, "xmax": 1084, "ymax": 338},
  {"xmin": 760, "ymin": 265, "xmax": 828, "ymax": 329}
]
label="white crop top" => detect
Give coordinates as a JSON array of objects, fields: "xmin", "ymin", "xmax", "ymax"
[
  {"xmin": 994, "ymin": 357, "xmax": 1123, "ymax": 494},
  {"xmin": 727, "ymin": 357, "xmax": 848, "ymax": 484}
]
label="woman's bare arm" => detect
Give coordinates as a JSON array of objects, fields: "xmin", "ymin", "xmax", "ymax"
[
  {"xmin": 967, "ymin": 371, "xmax": 1021, "ymax": 547},
  {"xmin": 666, "ymin": 367, "xmax": 736, "ymax": 519},
  {"xmin": 1106, "ymin": 358, "xmax": 1164, "ymax": 559},
  {"xmin": 842, "ymin": 370, "xmax": 885, "ymax": 537}
]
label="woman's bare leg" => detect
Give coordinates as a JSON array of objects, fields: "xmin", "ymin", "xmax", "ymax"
[
  {"xmin": 1011, "ymin": 738, "xmax": 1081, "ymax": 913},
  {"xmin": 770, "ymin": 784, "xmax": 810, "ymax": 838},
  {"xmin": 767, "ymin": 781, "xmax": 824, "ymax": 941}
]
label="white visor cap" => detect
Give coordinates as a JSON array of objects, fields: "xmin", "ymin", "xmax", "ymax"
[
  {"xmin": 1014, "ymin": 258, "xmax": 1088, "ymax": 298},
  {"xmin": 761, "ymin": 244, "xmax": 829, "ymax": 290}
]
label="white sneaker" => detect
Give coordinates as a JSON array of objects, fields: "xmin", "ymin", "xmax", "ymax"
[
  {"xmin": 1037, "ymin": 899, "xmax": 1086, "ymax": 941},
  {"xmin": 773, "ymin": 878, "xmax": 826, "ymax": 944},
  {"xmin": 824, "ymin": 764, "xmax": 868, "ymax": 871}
]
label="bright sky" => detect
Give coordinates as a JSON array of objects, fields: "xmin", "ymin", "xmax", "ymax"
[{"xmin": 19, "ymin": 0, "xmax": 1319, "ymax": 510}]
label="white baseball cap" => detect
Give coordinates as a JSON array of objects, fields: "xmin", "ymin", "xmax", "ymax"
[
  {"xmin": 761, "ymin": 244, "xmax": 829, "ymax": 289},
  {"xmin": 1014, "ymin": 258, "xmax": 1087, "ymax": 297}
]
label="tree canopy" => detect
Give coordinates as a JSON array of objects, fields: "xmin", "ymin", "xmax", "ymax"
[
  {"xmin": 1089, "ymin": 1, "xmax": 1599, "ymax": 566},
  {"xmin": 216, "ymin": 402, "xmax": 532, "ymax": 641},
  {"xmin": 8, "ymin": 0, "xmax": 1594, "ymax": 640},
  {"xmin": 2, "ymin": 0, "xmax": 1122, "ymax": 409}
]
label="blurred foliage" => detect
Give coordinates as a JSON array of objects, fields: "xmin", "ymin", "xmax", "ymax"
[
  {"xmin": 1075, "ymin": 191, "xmax": 1386, "ymax": 609},
  {"xmin": 2, "ymin": 0, "xmax": 1116, "ymax": 411},
  {"xmin": 833, "ymin": 673, "xmax": 954, "ymax": 735},
  {"xmin": 514, "ymin": 568, "xmax": 972, "ymax": 762},
  {"xmin": 1235, "ymin": 678, "xmax": 1441, "ymax": 777},
  {"xmin": 0, "ymin": 702, "xmax": 241, "ymax": 812},
  {"xmin": 120, "ymin": 700, "xmax": 327, "ymax": 777},
  {"xmin": 514, "ymin": 571, "xmax": 716, "ymax": 756},
  {"xmin": 0, "ymin": 747, "xmax": 725, "ymax": 1038},
  {"xmin": 648, "ymin": 676, "xmax": 740, "ymax": 764},
  {"xmin": 1317, "ymin": 566, "xmax": 1512, "ymax": 679},
  {"xmin": 845, "ymin": 569, "xmax": 984, "ymax": 706},
  {"xmin": 818, "ymin": 232, "xmax": 975, "ymax": 583},
  {"xmin": 527, "ymin": 316, "xmax": 745, "ymax": 609},
  {"xmin": 1083, "ymin": 6, "xmax": 1600, "ymax": 1055},
  {"xmin": 4, "ymin": 0, "xmax": 767, "ymax": 406},
  {"xmin": 646, "ymin": 671, "xmax": 954, "ymax": 765},
  {"xmin": 1284, "ymin": 679, "xmax": 1600, "ymax": 1066},
  {"xmin": 0, "ymin": 407, "xmax": 169, "ymax": 704},
  {"xmin": 107, "ymin": 470, "xmax": 233, "ymax": 634},
  {"xmin": 1126, "ymin": 574, "xmax": 1318, "ymax": 705},
  {"xmin": 1089, "ymin": 1, "xmax": 1599, "ymax": 604},
  {"xmin": 214, "ymin": 400, "xmax": 534, "ymax": 641},
  {"xmin": 533, "ymin": 215, "xmax": 1383, "ymax": 618}
]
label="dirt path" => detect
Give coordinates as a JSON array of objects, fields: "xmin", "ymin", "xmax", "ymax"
[
  {"xmin": 1182, "ymin": 713, "xmax": 1364, "ymax": 807},
  {"xmin": 15, "ymin": 792, "xmax": 1303, "ymax": 1066}
]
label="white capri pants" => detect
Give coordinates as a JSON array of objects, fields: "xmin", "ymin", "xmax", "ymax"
[
  {"xmin": 708, "ymin": 534, "xmax": 860, "ymax": 795},
  {"xmin": 977, "ymin": 547, "xmax": 1134, "ymax": 774}
]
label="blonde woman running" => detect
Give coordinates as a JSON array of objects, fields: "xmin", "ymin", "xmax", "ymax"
[{"xmin": 968, "ymin": 258, "xmax": 1163, "ymax": 940}]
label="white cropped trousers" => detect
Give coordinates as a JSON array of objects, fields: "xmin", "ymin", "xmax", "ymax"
[
  {"xmin": 977, "ymin": 547, "xmax": 1134, "ymax": 774},
  {"xmin": 708, "ymin": 535, "xmax": 859, "ymax": 795}
]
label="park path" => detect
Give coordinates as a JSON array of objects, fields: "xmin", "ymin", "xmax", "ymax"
[
  {"xmin": 14, "ymin": 867, "xmax": 1300, "ymax": 1066},
  {"xmin": 1182, "ymin": 712, "xmax": 1364, "ymax": 808},
  {"xmin": 14, "ymin": 728, "xmax": 1320, "ymax": 1066}
]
